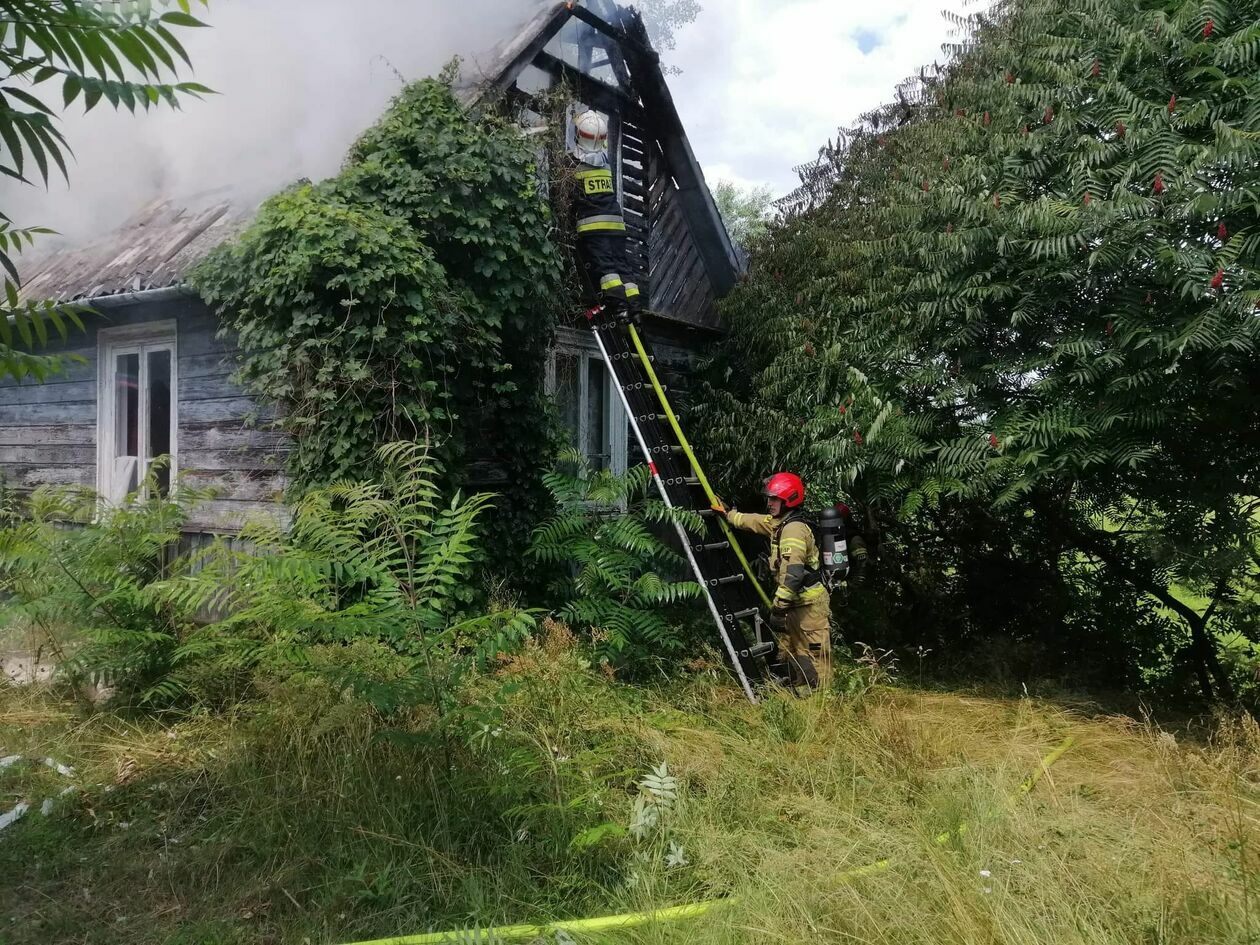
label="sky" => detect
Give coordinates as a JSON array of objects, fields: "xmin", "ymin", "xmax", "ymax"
[
  {"xmin": 668, "ymin": 0, "xmax": 973, "ymax": 197},
  {"xmin": 1, "ymin": 0, "xmax": 972, "ymax": 247}
]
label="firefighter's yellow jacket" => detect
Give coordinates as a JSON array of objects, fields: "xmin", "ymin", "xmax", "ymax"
[{"xmin": 726, "ymin": 510, "xmax": 829, "ymax": 613}]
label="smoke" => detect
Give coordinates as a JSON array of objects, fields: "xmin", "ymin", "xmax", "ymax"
[{"xmin": 0, "ymin": 0, "xmax": 542, "ymax": 247}]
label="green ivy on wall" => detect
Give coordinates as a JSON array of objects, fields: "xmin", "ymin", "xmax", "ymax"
[{"xmin": 192, "ymin": 66, "xmax": 566, "ymax": 557}]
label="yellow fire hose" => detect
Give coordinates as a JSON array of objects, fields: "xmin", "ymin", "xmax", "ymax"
[
  {"xmin": 624, "ymin": 323, "xmax": 774, "ymax": 612},
  {"xmin": 338, "ymin": 735, "xmax": 1075, "ymax": 945}
]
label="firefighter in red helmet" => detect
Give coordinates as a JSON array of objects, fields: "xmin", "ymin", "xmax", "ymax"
[{"xmin": 714, "ymin": 472, "xmax": 831, "ymax": 688}]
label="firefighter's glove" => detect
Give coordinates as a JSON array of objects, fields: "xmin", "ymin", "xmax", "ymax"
[{"xmin": 767, "ymin": 607, "xmax": 788, "ymax": 634}]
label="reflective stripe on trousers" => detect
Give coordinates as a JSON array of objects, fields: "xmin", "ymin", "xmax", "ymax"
[
  {"xmin": 578, "ymin": 214, "xmax": 627, "ymax": 233},
  {"xmin": 776, "ymin": 582, "xmax": 828, "ymax": 607}
]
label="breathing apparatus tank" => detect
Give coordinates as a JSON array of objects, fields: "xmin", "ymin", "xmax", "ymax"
[{"xmin": 819, "ymin": 505, "xmax": 849, "ymax": 587}]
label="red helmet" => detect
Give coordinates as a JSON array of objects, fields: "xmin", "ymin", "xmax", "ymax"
[{"xmin": 762, "ymin": 472, "xmax": 805, "ymax": 508}]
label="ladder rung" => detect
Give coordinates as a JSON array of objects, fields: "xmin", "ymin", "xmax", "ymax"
[
  {"xmin": 636, "ymin": 413, "xmax": 658, "ymax": 422},
  {"xmin": 743, "ymin": 641, "xmax": 776, "ymax": 659},
  {"xmin": 696, "ymin": 541, "xmax": 731, "ymax": 552},
  {"xmin": 729, "ymin": 607, "xmax": 760, "ymax": 621},
  {"xmin": 697, "ymin": 508, "xmax": 719, "ymax": 517},
  {"xmin": 708, "ymin": 574, "xmax": 745, "ymax": 587},
  {"xmin": 684, "ymin": 477, "xmax": 700, "ymax": 486}
]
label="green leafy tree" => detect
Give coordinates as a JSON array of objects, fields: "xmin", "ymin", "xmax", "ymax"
[
  {"xmin": 701, "ymin": 0, "xmax": 1260, "ymax": 701},
  {"xmin": 713, "ymin": 179, "xmax": 773, "ymax": 247},
  {"xmin": 0, "ymin": 0, "xmax": 213, "ymax": 380}
]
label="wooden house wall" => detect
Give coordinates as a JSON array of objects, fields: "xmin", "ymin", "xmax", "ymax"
[
  {"xmin": 0, "ymin": 295, "xmax": 713, "ymax": 525},
  {"xmin": 0, "ymin": 294, "xmax": 287, "ymax": 533},
  {"xmin": 616, "ymin": 110, "xmax": 720, "ymax": 332}
]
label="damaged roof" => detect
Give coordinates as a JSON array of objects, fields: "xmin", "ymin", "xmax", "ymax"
[
  {"xmin": 18, "ymin": 196, "xmax": 255, "ymax": 303},
  {"xmin": 19, "ymin": 1, "xmax": 739, "ymax": 322}
]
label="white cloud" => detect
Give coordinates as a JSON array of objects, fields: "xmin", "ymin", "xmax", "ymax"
[{"xmin": 668, "ymin": 0, "xmax": 973, "ymax": 198}]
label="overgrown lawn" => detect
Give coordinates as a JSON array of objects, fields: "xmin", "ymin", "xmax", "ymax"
[{"xmin": 1, "ymin": 635, "xmax": 1256, "ymax": 944}]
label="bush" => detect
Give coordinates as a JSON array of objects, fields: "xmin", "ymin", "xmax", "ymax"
[
  {"xmin": 152, "ymin": 441, "xmax": 539, "ymax": 709},
  {"xmin": 192, "ymin": 68, "xmax": 565, "ymax": 562},
  {"xmin": 0, "ymin": 465, "xmax": 210, "ymax": 703},
  {"xmin": 528, "ymin": 454, "xmax": 706, "ymax": 674},
  {"xmin": 0, "ymin": 443, "xmax": 537, "ymax": 710}
]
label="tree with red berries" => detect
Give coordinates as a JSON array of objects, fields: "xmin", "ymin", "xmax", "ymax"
[{"xmin": 701, "ymin": 0, "xmax": 1260, "ymax": 702}]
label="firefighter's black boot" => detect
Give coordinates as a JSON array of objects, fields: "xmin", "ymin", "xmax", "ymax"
[{"xmin": 611, "ymin": 303, "xmax": 641, "ymax": 327}]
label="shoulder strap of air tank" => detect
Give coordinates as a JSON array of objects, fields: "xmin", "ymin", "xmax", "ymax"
[{"xmin": 776, "ymin": 511, "xmax": 823, "ymax": 549}]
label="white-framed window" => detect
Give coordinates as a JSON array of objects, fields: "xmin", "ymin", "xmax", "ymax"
[
  {"xmin": 96, "ymin": 321, "xmax": 178, "ymax": 504},
  {"xmin": 547, "ymin": 337, "xmax": 628, "ymax": 476}
]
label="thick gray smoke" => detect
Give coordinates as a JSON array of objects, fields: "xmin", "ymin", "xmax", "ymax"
[{"xmin": 1, "ymin": 0, "xmax": 539, "ymax": 247}]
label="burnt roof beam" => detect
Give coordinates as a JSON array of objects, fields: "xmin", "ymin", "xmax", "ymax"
[
  {"xmin": 565, "ymin": 2, "xmax": 658, "ymax": 60},
  {"xmin": 488, "ymin": 3, "xmax": 575, "ymax": 96},
  {"xmin": 530, "ymin": 49, "xmax": 641, "ymax": 121}
]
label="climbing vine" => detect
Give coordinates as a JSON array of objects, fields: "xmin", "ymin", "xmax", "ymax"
[{"xmin": 193, "ymin": 66, "xmax": 566, "ymax": 549}]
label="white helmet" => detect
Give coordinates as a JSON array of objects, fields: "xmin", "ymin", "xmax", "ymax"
[{"xmin": 572, "ymin": 108, "xmax": 609, "ymax": 162}]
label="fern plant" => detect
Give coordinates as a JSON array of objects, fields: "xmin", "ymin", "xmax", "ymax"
[
  {"xmin": 528, "ymin": 451, "xmax": 703, "ymax": 672},
  {"xmin": 0, "ymin": 462, "xmax": 211, "ymax": 701},
  {"xmin": 153, "ymin": 441, "xmax": 539, "ymax": 710}
]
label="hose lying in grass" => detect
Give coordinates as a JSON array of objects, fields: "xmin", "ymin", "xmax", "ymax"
[{"xmin": 341, "ymin": 735, "xmax": 1076, "ymax": 945}]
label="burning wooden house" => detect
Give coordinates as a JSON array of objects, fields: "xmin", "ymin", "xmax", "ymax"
[{"xmin": 0, "ymin": 1, "xmax": 740, "ymax": 537}]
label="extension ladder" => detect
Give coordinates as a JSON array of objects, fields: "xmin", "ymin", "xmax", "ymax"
[{"xmin": 585, "ymin": 305, "xmax": 779, "ymax": 702}]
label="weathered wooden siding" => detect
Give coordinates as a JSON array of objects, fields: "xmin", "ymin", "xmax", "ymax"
[
  {"xmin": 0, "ymin": 292, "xmax": 287, "ymax": 533},
  {"xmin": 646, "ymin": 144, "xmax": 719, "ymax": 330}
]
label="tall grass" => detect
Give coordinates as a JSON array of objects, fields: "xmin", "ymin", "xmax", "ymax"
[{"xmin": 1, "ymin": 625, "xmax": 1256, "ymax": 945}]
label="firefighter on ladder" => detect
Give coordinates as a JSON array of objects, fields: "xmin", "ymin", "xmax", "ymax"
[
  {"xmin": 714, "ymin": 472, "xmax": 831, "ymax": 689},
  {"xmin": 566, "ymin": 108, "xmax": 642, "ymax": 320}
]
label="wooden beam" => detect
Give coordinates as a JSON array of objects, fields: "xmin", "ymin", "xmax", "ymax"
[
  {"xmin": 566, "ymin": 3, "xmax": 657, "ymax": 60},
  {"xmin": 457, "ymin": 3, "xmax": 573, "ymax": 108},
  {"xmin": 490, "ymin": 3, "xmax": 573, "ymax": 97},
  {"xmin": 531, "ymin": 50, "xmax": 642, "ymax": 123},
  {"xmin": 620, "ymin": 13, "xmax": 740, "ymax": 297}
]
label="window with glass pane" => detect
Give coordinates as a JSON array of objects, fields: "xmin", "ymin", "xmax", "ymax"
[
  {"xmin": 147, "ymin": 349, "xmax": 172, "ymax": 496},
  {"xmin": 585, "ymin": 358, "xmax": 611, "ymax": 470},
  {"xmin": 549, "ymin": 344, "xmax": 626, "ymax": 478},
  {"xmin": 99, "ymin": 329, "xmax": 176, "ymax": 504},
  {"xmin": 113, "ymin": 352, "xmax": 140, "ymax": 498},
  {"xmin": 553, "ymin": 351, "xmax": 581, "ymax": 451}
]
